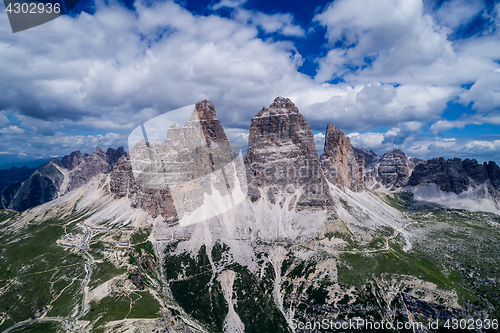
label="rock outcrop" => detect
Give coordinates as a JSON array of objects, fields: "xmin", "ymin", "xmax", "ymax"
[
  {"xmin": 1, "ymin": 146, "xmax": 126, "ymax": 212},
  {"xmin": 112, "ymin": 100, "xmax": 240, "ymax": 223},
  {"xmin": 195, "ymin": 100, "xmax": 230, "ymax": 144},
  {"xmin": 5, "ymin": 163, "xmax": 64, "ymax": 212},
  {"xmin": 408, "ymin": 157, "xmax": 500, "ymax": 194},
  {"xmin": 60, "ymin": 150, "xmax": 83, "ymax": 170},
  {"xmin": 353, "ymin": 146, "xmax": 380, "ymax": 168},
  {"xmin": 353, "ymin": 146, "xmax": 500, "ymax": 197},
  {"xmin": 65, "ymin": 146, "xmax": 126, "ymax": 192},
  {"xmin": 244, "ymin": 97, "xmax": 331, "ymax": 208},
  {"xmin": 365, "ymin": 149, "xmax": 411, "ymax": 191},
  {"xmin": 109, "ymin": 154, "xmax": 178, "ymax": 221},
  {"xmin": 320, "ymin": 124, "xmax": 364, "ymax": 191}
]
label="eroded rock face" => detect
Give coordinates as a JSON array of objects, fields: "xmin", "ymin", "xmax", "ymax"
[
  {"xmin": 109, "ymin": 154, "xmax": 178, "ymax": 222},
  {"xmin": 353, "ymin": 146, "xmax": 380, "ymax": 168},
  {"xmin": 1, "ymin": 146, "xmax": 126, "ymax": 212},
  {"xmin": 244, "ymin": 97, "xmax": 331, "ymax": 208},
  {"xmin": 6, "ymin": 163, "xmax": 65, "ymax": 212},
  {"xmin": 113, "ymin": 100, "xmax": 240, "ymax": 223},
  {"xmin": 320, "ymin": 124, "xmax": 364, "ymax": 191},
  {"xmin": 60, "ymin": 150, "xmax": 83, "ymax": 170},
  {"xmin": 195, "ymin": 100, "xmax": 229, "ymax": 144},
  {"xmin": 65, "ymin": 146, "xmax": 126, "ymax": 192},
  {"xmin": 408, "ymin": 157, "xmax": 500, "ymax": 194},
  {"xmin": 365, "ymin": 149, "xmax": 411, "ymax": 191},
  {"xmin": 0, "ymin": 182, "xmax": 22, "ymax": 209}
]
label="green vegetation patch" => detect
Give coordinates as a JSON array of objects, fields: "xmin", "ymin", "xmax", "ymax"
[
  {"xmin": 0, "ymin": 217, "xmax": 87, "ymax": 331},
  {"xmin": 128, "ymin": 291, "xmax": 162, "ymax": 318},
  {"xmin": 88, "ymin": 259, "xmax": 127, "ymax": 289},
  {"xmin": 229, "ymin": 262, "xmax": 290, "ymax": 333},
  {"xmin": 9, "ymin": 320, "xmax": 62, "ymax": 333},
  {"xmin": 82, "ymin": 291, "xmax": 161, "ymax": 329},
  {"xmin": 337, "ymin": 244, "xmax": 457, "ymax": 291},
  {"xmin": 130, "ymin": 229, "xmax": 149, "ymax": 244},
  {"xmin": 164, "ymin": 244, "xmax": 226, "ymax": 332},
  {"xmin": 134, "ymin": 241, "xmax": 156, "ymax": 259}
]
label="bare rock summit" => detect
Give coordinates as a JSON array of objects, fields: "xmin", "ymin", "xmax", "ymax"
[
  {"xmin": 320, "ymin": 124, "xmax": 364, "ymax": 191},
  {"xmin": 244, "ymin": 97, "xmax": 332, "ymax": 208}
]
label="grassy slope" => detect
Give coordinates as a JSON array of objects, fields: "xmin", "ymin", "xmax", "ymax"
[
  {"xmin": 0, "ymin": 212, "xmax": 87, "ymax": 331},
  {"xmin": 0, "ymin": 208, "xmax": 162, "ymax": 332}
]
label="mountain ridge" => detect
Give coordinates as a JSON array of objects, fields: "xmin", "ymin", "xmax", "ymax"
[
  {"xmin": 0, "ymin": 146, "xmax": 126, "ymax": 211},
  {"xmin": 2, "ymin": 97, "xmax": 500, "ymax": 216}
]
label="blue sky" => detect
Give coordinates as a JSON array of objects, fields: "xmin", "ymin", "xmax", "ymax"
[{"xmin": 0, "ymin": 0, "xmax": 500, "ymax": 167}]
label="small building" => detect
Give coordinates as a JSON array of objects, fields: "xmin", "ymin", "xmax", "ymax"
[{"xmin": 117, "ymin": 241, "xmax": 129, "ymax": 247}]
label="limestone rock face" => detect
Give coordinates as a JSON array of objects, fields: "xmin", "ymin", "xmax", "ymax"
[
  {"xmin": 365, "ymin": 149, "xmax": 411, "ymax": 191},
  {"xmin": 65, "ymin": 146, "xmax": 126, "ymax": 192},
  {"xmin": 6, "ymin": 163, "xmax": 64, "ymax": 212},
  {"xmin": 60, "ymin": 150, "xmax": 83, "ymax": 170},
  {"xmin": 1, "ymin": 146, "xmax": 126, "ymax": 212},
  {"xmin": 244, "ymin": 97, "xmax": 331, "ymax": 208},
  {"xmin": 320, "ymin": 124, "xmax": 364, "ymax": 191},
  {"xmin": 408, "ymin": 158, "xmax": 500, "ymax": 194},
  {"xmin": 117, "ymin": 100, "xmax": 242, "ymax": 223},
  {"xmin": 109, "ymin": 154, "xmax": 178, "ymax": 221},
  {"xmin": 353, "ymin": 146, "xmax": 380, "ymax": 168},
  {"xmin": 195, "ymin": 100, "xmax": 229, "ymax": 144}
]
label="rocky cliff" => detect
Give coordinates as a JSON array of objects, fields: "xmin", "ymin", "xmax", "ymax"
[
  {"xmin": 60, "ymin": 150, "xmax": 83, "ymax": 170},
  {"xmin": 361, "ymin": 149, "xmax": 422, "ymax": 191},
  {"xmin": 65, "ymin": 147, "xmax": 126, "ymax": 192},
  {"xmin": 359, "ymin": 146, "xmax": 500, "ymax": 197},
  {"xmin": 408, "ymin": 157, "xmax": 500, "ymax": 194},
  {"xmin": 3, "ymin": 163, "xmax": 65, "ymax": 212},
  {"xmin": 1, "ymin": 146, "xmax": 126, "ymax": 212},
  {"xmin": 244, "ymin": 97, "xmax": 331, "ymax": 208},
  {"xmin": 108, "ymin": 154, "xmax": 178, "ymax": 221},
  {"xmin": 111, "ymin": 100, "xmax": 238, "ymax": 223},
  {"xmin": 5, "ymin": 97, "xmax": 500, "ymax": 214},
  {"xmin": 320, "ymin": 124, "xmax": 364, "ymax": 191},
  {"xmin": 370, "ymin": 149, "xmax": 410, "ymax": 190},
  {"xmin": 352, "ymin": 146, "xmax": 380, "ymax": 168}
]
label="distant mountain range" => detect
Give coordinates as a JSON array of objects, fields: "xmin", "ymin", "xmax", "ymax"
[
  {"xmin": 0, "ymin": 147, "xmax": 126, "ymax": 211},
  {"xmin": 0, "ymin": 166, "xmax": 37, "ymax": 193},
  {"xmin": 0, "ymin": 159, "xmax": 51, "ymax": 171}
]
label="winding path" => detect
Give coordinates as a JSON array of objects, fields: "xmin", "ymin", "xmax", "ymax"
[{"xmin": 3, "ymin": 224, "xmax": 94, "ymax": 333}]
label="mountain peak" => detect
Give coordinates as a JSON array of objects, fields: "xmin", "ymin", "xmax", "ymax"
[
  {"xmin": 321, "ymin": 123, "xmax": 364, "ymax": 191},
  {"xmin": 61, "ymin": 150, "xmax": 83, "ymax": 170},
  {"xmin": 383, "ymin": 148, "xmax": 405, "ymax": 156},
  {"xmin": 192, "ymin": 99, "xmax": 228, "ymax": 144},
  {"xmin": 256, "ymin": 96, "xmax": 299, "ymax": 118},
  {"xmin": 325, "ymin": 123, "xmax": 338, "ymax": 133},
  {"xmin": 195, "ymin": 100, "xmax": 217, "ymax": 121},
  {"xmin": 270, "ymin": 96, "xmax": 299, "ymax": 113},
  {"xmin": 245, "ymin": 97, "xmax": 331, "ymax": 207}
]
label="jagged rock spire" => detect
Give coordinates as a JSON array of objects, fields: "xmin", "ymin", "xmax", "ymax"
[
  {"xmin": 244, "ymin": 97, "xmax": 332, "ymax": 208},
  {"xmin": 321, "ymin": 124, "xmax": 364, "ymax": 191}
]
